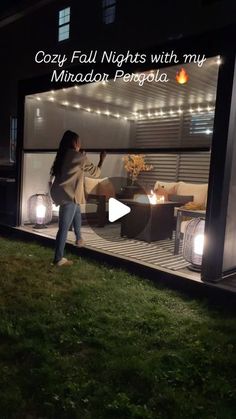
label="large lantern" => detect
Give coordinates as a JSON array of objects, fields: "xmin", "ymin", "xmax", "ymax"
[
  {"xmin": 183, "ymin": 218, "xmax": 205, "ymax": 271},
  {"xmin": 28, "ymin": 193, "xmax": 52, "ymax": 228}
]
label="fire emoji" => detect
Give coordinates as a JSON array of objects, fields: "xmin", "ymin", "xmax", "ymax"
[{"xmin": 176, "ymin": 68, "xmax": 189, "ymax": 84}]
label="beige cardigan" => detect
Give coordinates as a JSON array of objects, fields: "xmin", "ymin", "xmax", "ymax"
[{"xmin": 50, "ymin": 150, "xmax": 101, "ymax": 206}]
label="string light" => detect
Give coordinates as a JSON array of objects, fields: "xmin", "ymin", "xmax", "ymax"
[{"xmin": 38, "ymin": 95, "xmax": 215, "ymax": 121}]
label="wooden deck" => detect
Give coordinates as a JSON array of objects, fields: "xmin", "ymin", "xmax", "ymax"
[{"xmin": 17, "ymin": 223, "xmax": 236, "ymax": 294}]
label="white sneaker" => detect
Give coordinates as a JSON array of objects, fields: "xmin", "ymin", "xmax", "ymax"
[{"xmin": 55, "ymin": 257, "xmax": 73, "ymax": 267}]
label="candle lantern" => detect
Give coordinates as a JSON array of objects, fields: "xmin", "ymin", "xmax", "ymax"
[
  {"xmin": 182, "ymin": 218, "xmax": 205, "ymax": 271},
  {"xmin": 28, "ymin": 193, "xmax": 52, "ymax": 228}
]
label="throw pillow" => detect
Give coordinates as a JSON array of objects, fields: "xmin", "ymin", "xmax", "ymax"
[{"xmin": 153, "ymin": 181, "xmax": 178, "ymax": 194}]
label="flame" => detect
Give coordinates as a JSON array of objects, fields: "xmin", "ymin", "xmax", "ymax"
[
  {"xmin": 149, "ymin": 190, "xmax": 157, "ymax": 205},
  {"xmin": 176, "ymin": 68, "xmax": 189, "ymax": 84},
  {"xmin": 134, "ymin": 191, "xmax": 165, "ymax": 205}
]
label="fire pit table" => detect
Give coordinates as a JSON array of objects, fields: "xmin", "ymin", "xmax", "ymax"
[{"xmin": 120, "ymin": 199, "xmax": 176, "ymax": 242}]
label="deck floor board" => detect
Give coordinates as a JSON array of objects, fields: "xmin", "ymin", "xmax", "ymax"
[{"xmin": 17, "ymin": 223, "xmax": 236, "ymax": 293}]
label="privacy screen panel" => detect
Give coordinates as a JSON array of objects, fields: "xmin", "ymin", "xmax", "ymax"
[
  {"xmin": 138, "ymin": 152, "xmax": 210, "ymax": 188},
  {"xmin": 135, "ymin": 109, "xmax": 214, "ymax": 149}
]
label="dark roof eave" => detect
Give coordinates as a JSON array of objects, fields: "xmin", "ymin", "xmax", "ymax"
[{"xmin": 0, "ymin": 0, "xmax": 57, "ymax": 28}]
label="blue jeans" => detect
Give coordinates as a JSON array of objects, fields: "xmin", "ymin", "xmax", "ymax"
[{"xmin": 54, "ymin": 202, "xmax": 81, "ymax": 263}]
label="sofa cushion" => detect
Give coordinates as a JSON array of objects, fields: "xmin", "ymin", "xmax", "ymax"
[
  {"xmin": 154, "ymin": 181, "xmax": 178, "ymax": 194},
  {"xmin": 176, "ymin": 182, "xmax": 208, "ymax": 206}
]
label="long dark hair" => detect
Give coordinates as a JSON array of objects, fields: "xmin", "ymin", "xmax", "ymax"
[{"xmin": 51, "ymin": 130, "xmax": 79, "ymax": 177}]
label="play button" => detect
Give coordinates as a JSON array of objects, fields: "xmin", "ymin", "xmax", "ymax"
[
  {"xmin": 84, "ymin": 176, "xmax": 149, "ymax": 242},
  {"xmin": 108, "ymin": 198, "xmax": 131, "ymax": 222}
]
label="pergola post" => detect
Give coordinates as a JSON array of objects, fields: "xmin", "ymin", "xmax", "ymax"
[{"xmin": 202, "ymin": 50, "xmax": 236, "ymax": 282}]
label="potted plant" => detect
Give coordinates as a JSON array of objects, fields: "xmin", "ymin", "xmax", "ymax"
[{"xmin": 122, "ymin": 154, "xmax": 153, "ymax": 197}]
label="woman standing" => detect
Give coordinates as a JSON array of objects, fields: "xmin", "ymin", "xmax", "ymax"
[{"xmin": 50, "ymin": 130, "xmax": 106, "ymax": 266}]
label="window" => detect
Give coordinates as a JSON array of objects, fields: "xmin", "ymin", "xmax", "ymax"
[
  {"xmin": 102, "ymin": 0, "xmax": 116, "ymax": 24},
  {"xmin": 58, "ymin": 7, "xmax": 70, "ymax": 41},
  {"xmin": 10, "ymin": 117, "xmax": 17, "ymax": 163}
]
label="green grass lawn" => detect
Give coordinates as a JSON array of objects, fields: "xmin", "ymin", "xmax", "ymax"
[{"xmin": 0, "ymin": 236, "xmax": 236, "ymax": 419}]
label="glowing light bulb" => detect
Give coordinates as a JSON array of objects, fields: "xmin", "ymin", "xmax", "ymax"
[
  {"xmin": 194, "ymin": 234, "xmax": 204, "ymax": 256},
  {"xmin": 36, "ymin": 204, "xmax": 46, "ymax": 220}
]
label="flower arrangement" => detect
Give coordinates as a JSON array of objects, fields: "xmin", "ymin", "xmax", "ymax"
[{"xmin": 123, "ymin": 154, "xmax": 153, "ymax": 185}]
